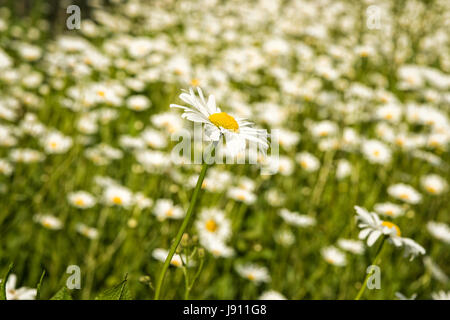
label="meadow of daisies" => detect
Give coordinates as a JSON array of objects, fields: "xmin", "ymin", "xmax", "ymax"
[{"xmin": 0, "ymin": 0, "xmax": 449, "ymax": 300}]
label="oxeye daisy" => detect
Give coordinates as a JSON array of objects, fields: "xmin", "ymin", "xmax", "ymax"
[
  {"xmin": 321, "ymin": 246, "xmax": 347, "ymax": 267},
  {"xmin": 235, "ymin": 263, "xmax": 271, "ymax": 284},
  {"xmin": 195, "ymin": 208, "xmax": 231, "ymax": 242},
  {"xmin": 387, "ymin": 183, "xmax": 422, "ymax": 204},
  {"xmin": 259, "ymin": 290, "xmax": 287, "ymax": 300},
  {"xmin": 170, "ymin": 87, "xmax": 268, "ymax": 155},
  {"xmin": 68, "ymin": 191, "xmax": 96, "ymax": 209},
  {"xmin": 421, "ymin": 174, "xmax": 447, "ymax": 195},
  {"xmin": 278, "ymin": 209, "xmax": 316, "ymax": 227},
  {"xmin": 337, "ymin": 239, "xmax": 365, "ymax": 255},
  {"xmin": 33, "ymin": 214, "xmax": 63, "ymax": 230},
  {"xmin": 152, "ymin": 248, "xmax": 192, "ymax": 268},
  {"xmin": 153, "ymin": 199, "xmax": 184, "ymax": 221},
  {"xmin": 427, "ymin": 221, "xmax": 450, "ymax": 244},
  {"xmin": 373, "ymin": 202, "xmax": 405, "ymax": 218},
  {"xmin": 355, "ymin": 206, "xmax": 425, "ymax": 259},
  {"xmin": 3, "ymin": 274, "xmax": 37, "ymax": 300}
]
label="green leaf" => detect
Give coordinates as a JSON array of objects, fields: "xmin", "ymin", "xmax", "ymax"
[
  {"xmin": 36, "ymin": 270, "xmax": 46, "ymax": 300},
  {"xmin": 0, "ymin": 262, "xmax": 14, "ymax": 300},
  {"xmin": 95, "ymin": 278, "xmax": 131, "ymax": 300},
  {"xmin": 50, "ymin": 287, "xmax": 72, "ymax": 300}
]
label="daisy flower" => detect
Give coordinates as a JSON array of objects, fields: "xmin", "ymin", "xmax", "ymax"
[
  {"xmin": 152, "ymin": 248, "xmax": 192, "ymax": 268},
  {"xmin": 362, "ymin": 139, "xmax": 392, "ymax": 164},
  {"xmin": 235, "ymin": 264, "xmax": 271, "ymax": 284},
  {"xmin": 355, "ymin": 206, "xmax": 425, "ymax": 260},
  {"xmin": 387, "ymin": 183, "xmax": 422, "ymax": 204},
  {"xmin": 279, "ymin": 209, "xmax": 316, "ymax": 227},
  {"xmin": 126, "ymin": 95, "xmax": 151, "ymax": 111},
  {"xmin": 337, "ymin": 239, "xmax": 365, "ymax": 255},
  {"xmin": 2, "ymin": 274, "xmax": 36, "ymax": 300},
  {"xmin": 33, "ymin": 214, "xmax": 63, "ymax": 230},
  {"xmin": 336, "ymin": 159, "xmax": 351, "ymax": 180},
  {"xmin": 153, "ymin": 199, "xmax": 184, "ymax": 220},
  {"xmin": 75, "ymin": 223, "xmax": 99, "ymax": 239},
  {"xmin": 103, "ymin": 185, "xmax": 134, "ymax": 208},
  {"xmin": 68, "ymin": 191, "xmax": 96, "ymax": 209},
  {"xmin": 199, "ymin": 237, "xmax": 234, "ymax": 258},
  {"xmin": 227, "ymin": 187, "xmax": 256, "ymax": 204},
  {"xmin": 41, "ymin": 131, "xmax": 73, "ymax": 154},
  {"xmin": 427, "ymin": 221, "xmax": 450, "ymax": 244},
  {"xmin": 295, "ymin": 152, "xmax": 320, "ymax": 172},
  {"xmin": 170, "ymin": 87, "xmax": 268, "ymax": 156},
  {"xmin": 373, "ymin": 202, "xmax": 405, "ymax": 218},
  {"xmin": 195, "ymin": 208, "xmax": 231, "ymax": 242},
  {"xmin": 259, "ymin": 290, "xmax": 287, "ymax": 300},
  {"xmin": 321, "ymin": 246, "xmax": 347, "ymax": 267},
  {"xmin": 431, "ymin": 291, "xmax": 450, "ymax": 300},
  {"xmin": 421, "ymin": 174, "xmax": 447, "ymax": 195}
]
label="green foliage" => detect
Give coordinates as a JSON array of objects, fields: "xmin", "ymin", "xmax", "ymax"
[
  {"xmin": 95, "ymin": 279, "xmax": 132, "ymax": 300},
  {"xmin": 0, "ymin": 263, "xmax": 14, "ymax": 300},
  {"xmin": 50, "ymin": 287, "xmax": 72, "ymax": 300}
]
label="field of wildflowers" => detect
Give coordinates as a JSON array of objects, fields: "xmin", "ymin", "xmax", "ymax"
[{"xmin": 0, "ymin": 0, "xmax": 449, "ymax": 300}]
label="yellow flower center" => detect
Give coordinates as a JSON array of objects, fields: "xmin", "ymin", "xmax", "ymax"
[
  {"xmin": 171, "ymin": 259, "xmax": 181, "ymax": 267},
  {"xmin": 399, "ymin": 193, "xmax": 409, "ymax": 200},
  {"xmin": 50, "ymin": 142, "xmax": 58, "ymax": 149},
  {"xmin": 426, "ymin": 186, "xmax": 436, "ymax": 194},
  {"xmin": 166, "ymin": 209, "xmax": 174, "ymax": 217},
  {"xmin": 112, "ymin": 196, "xmax": 122, "ymax": 205},
  {"xmin": 205, "ymin": 219, "xmax": 218, "ymax": 232},
  {"xmin": 75, "ymin": 198, "xmax": 85, "ymax": 206},
  {"xmin": 97, "ymin": 90, "xmax": 105, "ymax": 97},
  {"xmin": 190, "ymin": 78, "xmax": 200, "ymax": 86},
  {"xmin": 381, "ymin": 221, "xmax": 401, "ymax": 237},
  {"xmin": 247, "ymin": 274, "xmax": 255, "ymax": 281},
  {"xmin": 208, "ymin": 112, "xmax": 239, "ymax": 132}
]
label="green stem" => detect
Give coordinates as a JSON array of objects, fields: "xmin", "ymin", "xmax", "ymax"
[
  {"xmin": 154, "ymin": 162, "xmax": 210, "ymax": 300},
  {"xmin": 354, "ymin": 236, "xmax": 386, "ymax": 300}
]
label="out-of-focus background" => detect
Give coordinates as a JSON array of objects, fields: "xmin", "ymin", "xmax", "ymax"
[{"xmin": 0, "ymin": 0, "xmax": 449, "ymax": 300}]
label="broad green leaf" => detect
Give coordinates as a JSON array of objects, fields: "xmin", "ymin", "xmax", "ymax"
[
  {"xmin": 0, "ymin": 263, "xmax": 14, "ymax": 300},
  {"xmin": 50, "ymin": 287, "xmax": 72, "ymax": 300},
  {"xmin": 95, "ymin": 279, "xmax": 131, "ymax": 300},
  {"xmin": 36, "ymin": 270, "xmax": 46, "ymax": 300}
]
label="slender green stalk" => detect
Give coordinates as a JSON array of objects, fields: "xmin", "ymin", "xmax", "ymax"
[
  {"xmin": 154, "ymin": 162, "xmax": 210, "ymax": 300},
  {"xmin": 355, "ymin": 236, "xmax": 386, "ymax": 300}
]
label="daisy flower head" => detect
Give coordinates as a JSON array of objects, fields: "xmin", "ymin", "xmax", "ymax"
[
  {"xmin": 3, "ymin": 274, "xmax": 37, "ymax": 300},
  {"xmin": 75, "ymin": 223, "xmax": 99, "ymax": 239},
  {"xmin": 373, "ymin": 202, "xmax": 405, "ymax": 218},
  {"xmin": 33, "ymin": 214, "xmax": 63, "ymax": 230},
  {"xmin": 431, "ymin": 291, "xmax": 450, "ymax": 300},
  {"xmin": 103, "ymin": 185, "xmax": 134, "ymax": 208},
  {"xmin": 199, "ymin": 237, "xmax": 234, "ymax": 258},
  {"xmin": 278, "ymin": 208, "xmax": 316, "ymax": 227},
  {"xmin": 170, "ymin": 87, "xmax": 268, "ymax": 157},
  {"xmin": 387, "ymin": 183, "xmax": 422, "ymax": 204},
  {"xmin": 355, "ymin": 206, "xmax": 425, "ymax": 260},
  {"xmin": 41, "ymin": 131, "xmax": 73, "ymax": 154},
  {"xmin": 259, "ymin": 290, "xmax": 287, "ymax": 300},
  {"xmin": 427, "ymin": 221, "xmax": 450, "ymax": 244},
  {"xmin": 295, "ymin": 152, "xmax": 320, "ymax": 172},
  {"xmin": 68, "ymin": 191, "xmax": 96, "ymax": 209},
  {"xmin": 421, "ymin": 174, "xmax": 447, "ymax": 195},
  {"xmin": 152, "ymin": 248, "xmax": 192, "ymax": 268},
  {"xmin": 227, "ymin": 187, "xmax": 256, "ymax": 205},
  {"xmin": 337, "ymin": 239, "xmax": 365, "ymax": 255},
  {"xmin": 153, "ymin": 199, "xmax": 184, "ymax": 221},
  {"xmin": 362, "ymin": 139, "xmax": 392, "ymax": 164},
  {"xmin": 196, "ymin": 208, "xmax": 231, "ymax": 242},
  {"xmin": 321, "ymin": 246, "xmax": 347, "ymax": 267},
  {"xmin": 235, "ymin": 263, "xmax": 271, "ymax": 284}
]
